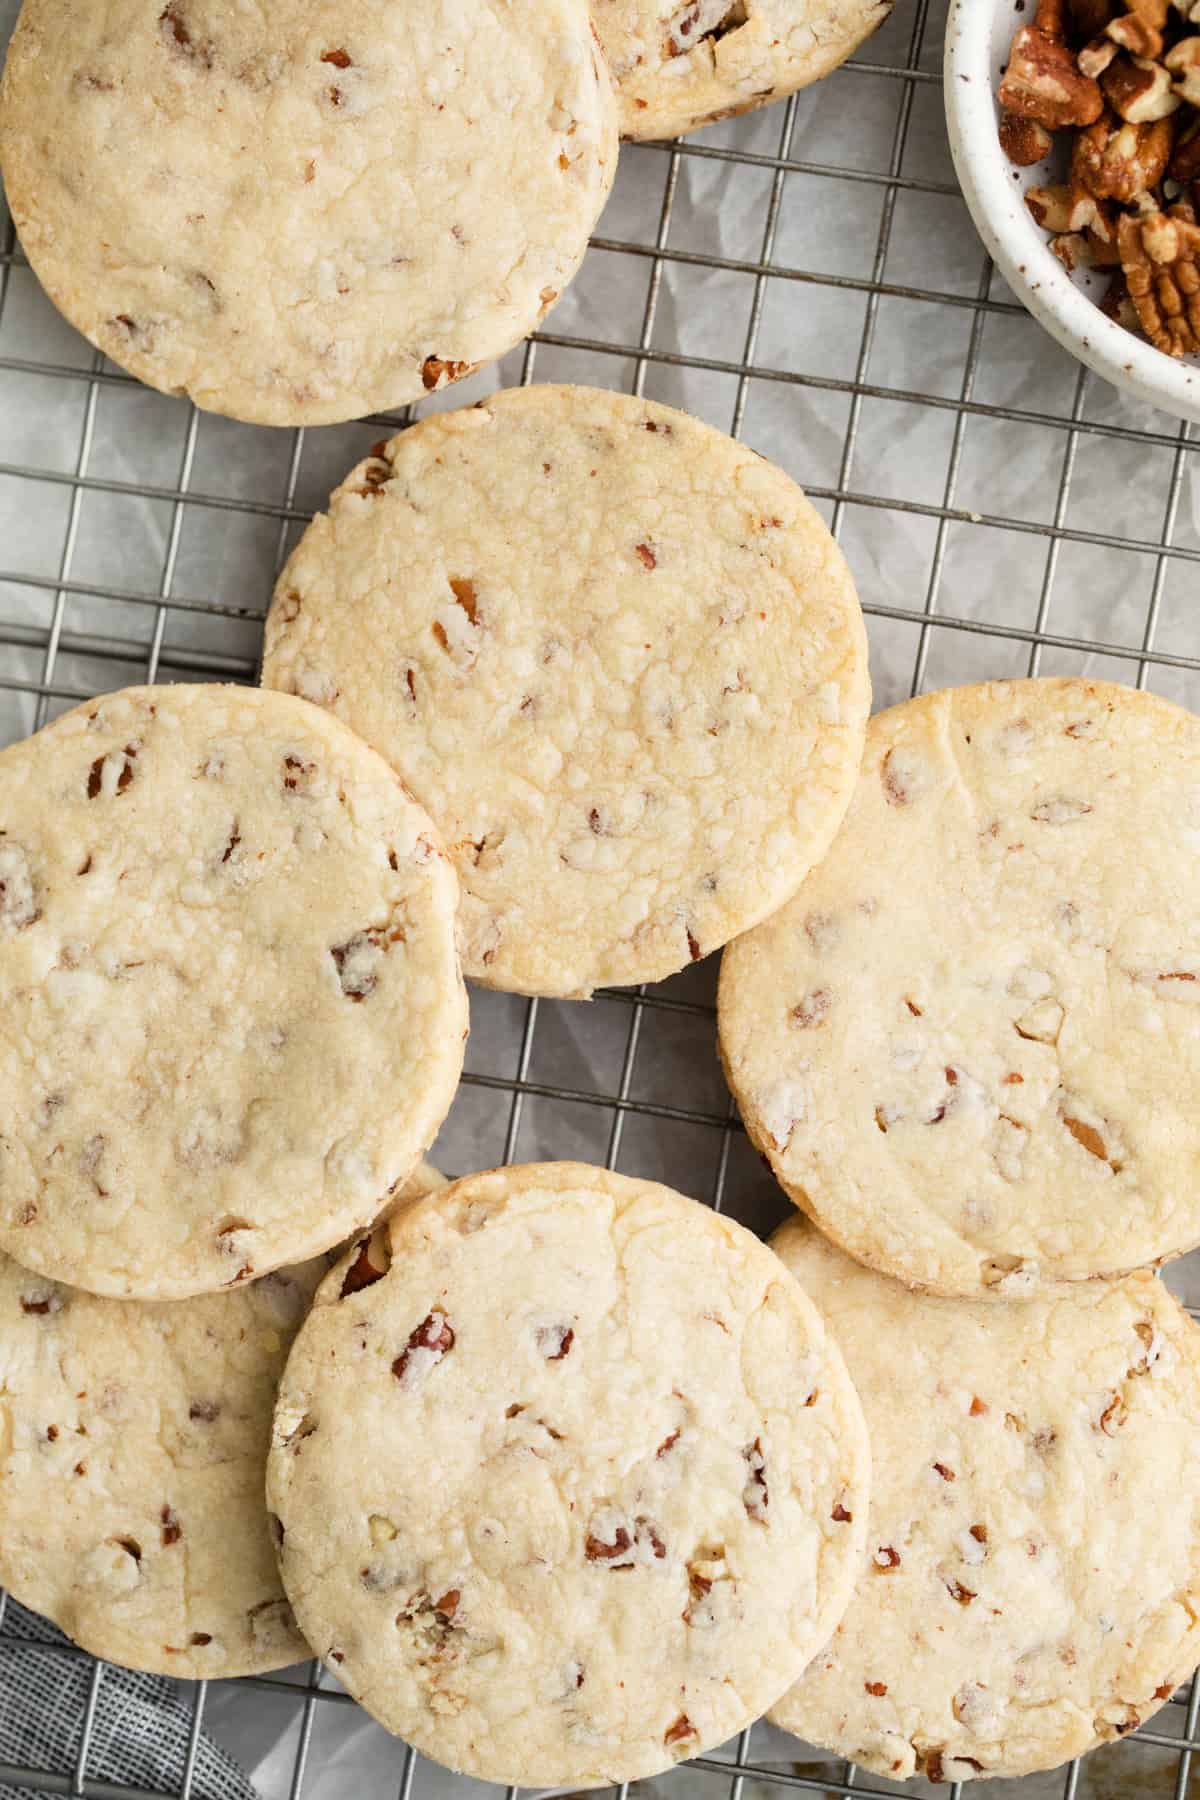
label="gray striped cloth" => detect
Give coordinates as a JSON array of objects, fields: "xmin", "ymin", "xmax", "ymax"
[{"xmin": 0, "ymin": 1600, "xmax": 258, "ymax": 1800}]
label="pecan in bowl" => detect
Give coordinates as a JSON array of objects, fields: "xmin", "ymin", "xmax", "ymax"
[
  {"xmin": 946, "ymin": 0, "xmax": 1200, "ymax": 420},
  {"xmin": 1001, "ymin": 0, "xmax": 1200, "ymax": 355}
]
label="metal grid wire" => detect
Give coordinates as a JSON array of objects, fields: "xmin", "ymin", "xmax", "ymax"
[{"xmin": 2, "ymin": 0, "xmax": 1200, "ymax": 1791}]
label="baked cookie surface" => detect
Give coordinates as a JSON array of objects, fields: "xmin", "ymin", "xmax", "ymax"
[
  {"xmin": 720, "ymin": 679, "xmax": 1200, "ymax": 1296},
  {"xmin": 0, "ymin": 1164, "xmax": 443, "ymax": 1678},
  {"xmin": 0, "ymin": 0, "xmax": 616, "ymax": 424},
  {"xmin": 592, "ymin": 0, "xmax": 892, "ymax": 139},
  {"xmin": 0, "ymin": 685, "xmax": 465, "ymax": 1299},
  {"xmin": 770, "ymin": 1216, "xmax": 1200, "ymax": 1783},
  {"xmin": 267, "ymin": 1161, "xmax": 870, "ymax": 1786},
  {"xmin": 262, "ymin": 385, "xmax": 869, "ymax": 997}
]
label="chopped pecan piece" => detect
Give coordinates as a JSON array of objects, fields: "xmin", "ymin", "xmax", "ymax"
[
  {"xmin": 586, "ymin": 1525, "xmax": 632, "ymax": 1561},
  {"xmin": 664, "ymin": 1712, "xmax": 697, "ymax": 1749},
  {"xmin": 87, "ymin": 744, "xmax": 138, "ymax": 799},
  {"xmin": 1000, "ymin": 111, "xmax": 1056, "ymax": 162},
  {"xmin": 1166, "ymin": 33, "xmax": 1200, "ymax": 102},
  {"xmin": 1073, "ymin": 111, "xmax": 1175, "ymax": 199},
  {"xmin": 584, "ymin": 1513, "xmax": 666, "ymax": 1566},
  {"xmin": 1099, "ymin": 1389, "xmax": 1129, "ymax": 1433},
  {"xmin": 1117, "ymin": 204, "xmax": 1200, "ymax": 351},
  {"xmin": 791, "ymin": 987, "xmax": 831, "ymax": 1028},
  {"xmin": 421, "ymin": 355, "xmax": 471, "ymax": 391},
  {"xmin": 1101, "ymin": 51, "xmax": 1181, "ymax": 118},
  {"xmin": 392, "ymin": 1310, "xmax": 454, "ymax": 1384},
  {"xmin": 1000, "ymin": 0, "xmax": 1105, "ymax": 127},
  {"xmin": 19, "ymin": 1290, "xmax": 63, "ymax": 1315},
  {"xmin": 339, "ymin": 1233, "xmax": 388, "ymax": 1296},
  {"xmin": 1026, "ymin": 182, "xmax": 1082, "ymax": 230},
  {"xmin": 1051, "ymin": 228, "xmax": 1113, "ymax": 266},
  {"xmin": 1106, "ymin": 0, "xmax": 1169, "ymax": 60},
  {"xmin": 536, "ymin": 1323, "xmax": 574, "ymax": 1360},
  {"xmin": 742, "ymin": 1438, "xmax": 768, "ymax": 1522},
  {"xmin": 1080, "ymin": 33, "xmax": 1121, "ymax": 74}
]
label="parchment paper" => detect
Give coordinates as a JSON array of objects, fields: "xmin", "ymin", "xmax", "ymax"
[{"xmin": 1, "ymin": 0, "xmax": 1199, "ymax": 1791}]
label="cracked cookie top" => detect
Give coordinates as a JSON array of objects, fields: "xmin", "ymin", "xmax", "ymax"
[
  {"xmin": 0, "ymin": 685, "xmax": 465, "ymax": 1299},
  {"xmin": 0, "ymin": 1163, "xmax": 443, "ymax": 1678},
  {"xmin": 591, "ymin": 0, "xmax": 894, "ymax": 140},
  {"xmin": 769, "ymin": 1215, "xmax": 1200, "ymax": 1783},
  {"xmin": 261, "ymin": 384, "xmax": 869, "ymax": 998},
  {"xmin": 720, "ymin": 677, "xmax": 1200, "ymax": 1296},
  {"xmin": 0, "ymin": 0, "xmax": 616, "ymax": 424},
  {"xmin": 266, "ymin": 1161, "xmax": 870, "ymax": 1787}
]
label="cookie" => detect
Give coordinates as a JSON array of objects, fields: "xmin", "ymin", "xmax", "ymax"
[
  {"xmin": 266, "ymin": 1161, "xmax": 870, "ymax": 1787},
  {"xmin": 262, "ymin": 385, "xmax": 869, "ymax": 998},
  {"xmin": 0, "ymin": 684, "xmax": 466, "ymax": 1300},
  {"xmin": 720, "ymin": 679, "xmax": 1200, "ymax": 1297},
  {"xmin": 0, "ymin": 0, "xmax": 615, "ymax": 425},
  {"xmin": 0, "ymin": 1163, "xmax": 444, "ymax": 1679},
  {"xmin": 769, "ymin": 1215, "xmax": 1200, "ymax": 1783},
  {"xmin": 591, "ymin": 1, "xmax": 893, "ymax": 140}
]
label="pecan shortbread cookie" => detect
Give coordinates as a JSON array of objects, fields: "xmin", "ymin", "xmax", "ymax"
[
  {"xmin": 592, "ymin": 0, "xmax": 893, "ymax": 140},
  {"xmin": 720, "ymin": 679, "xmax": 1200, "ymax": 1297},
  {"xmin": 770, "ymin": 1216, "xmax": 1200, "ymax": 1783},
  {"xmin": 267, "ymin": 1161, "xmax": 870, "ymax": 1786},
  {"xmin": 0, "ymin": 1164, "xmax": 444, "ymax": 1678},
  {"xmin": 0, "ymin": 686, "xmax": 466, "ymax": 1299},
  {"xmin": 262, "ymin": 385, "xmax": 869, "ymax": 998},
  {"xmin": 0, "ymin": 0, "xmax": 615, "ymax": 425}
]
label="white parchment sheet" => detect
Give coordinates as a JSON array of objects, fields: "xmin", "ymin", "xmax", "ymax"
[{"xmin": 1, "ymin": 0, "xmax": 1199, "ymax": 1793}]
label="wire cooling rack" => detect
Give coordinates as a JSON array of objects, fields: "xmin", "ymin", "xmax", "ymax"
[{"xmin": 3, "ymin": 0, "xmax": 1200, "ymax": 1793}]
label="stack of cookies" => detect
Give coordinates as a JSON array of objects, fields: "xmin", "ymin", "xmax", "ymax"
[{"xmin": 1, "ymin": 2, "xmax": 1199, "ymax": 1793}]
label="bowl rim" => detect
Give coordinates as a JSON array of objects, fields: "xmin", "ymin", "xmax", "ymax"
[{"xmin": 943, "ymin": 0, "xmax": 1200, "ymax": 424}]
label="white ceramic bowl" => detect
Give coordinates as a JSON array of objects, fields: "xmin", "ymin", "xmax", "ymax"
[{"xmin": 944, "ymin": 0, "xmax": 1200, "ymax": 422}]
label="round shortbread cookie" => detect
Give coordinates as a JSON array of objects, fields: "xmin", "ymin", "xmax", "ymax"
[
  {"xmin": 0, "ymin": 0, "xmax": 615, "ymax": 426},
  {"xmin": 0, "ymin": 1164, "xmax": 444, "ymax": 1679},
  {"xmin": 0, "ymin": 684, "xmax": 466, "ymax": 1300},
  {"xmin": 266, "ymin": 1161, "xmax": 870, "ymax": 1787},
  {"xmin": 591, "ymin": 1, "xmax": 893, "ymax": 140},
  {"xmin": 769, "ymin": 1216, "xmax": 1200, "ymax": 1783},
  {"xmin": 720, "ymin": 679, "xmax": 1200, "ymax": 1297},
  {"xmin": 262, "ymin": 385, "xmax": 869, "ymax": 998}
]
